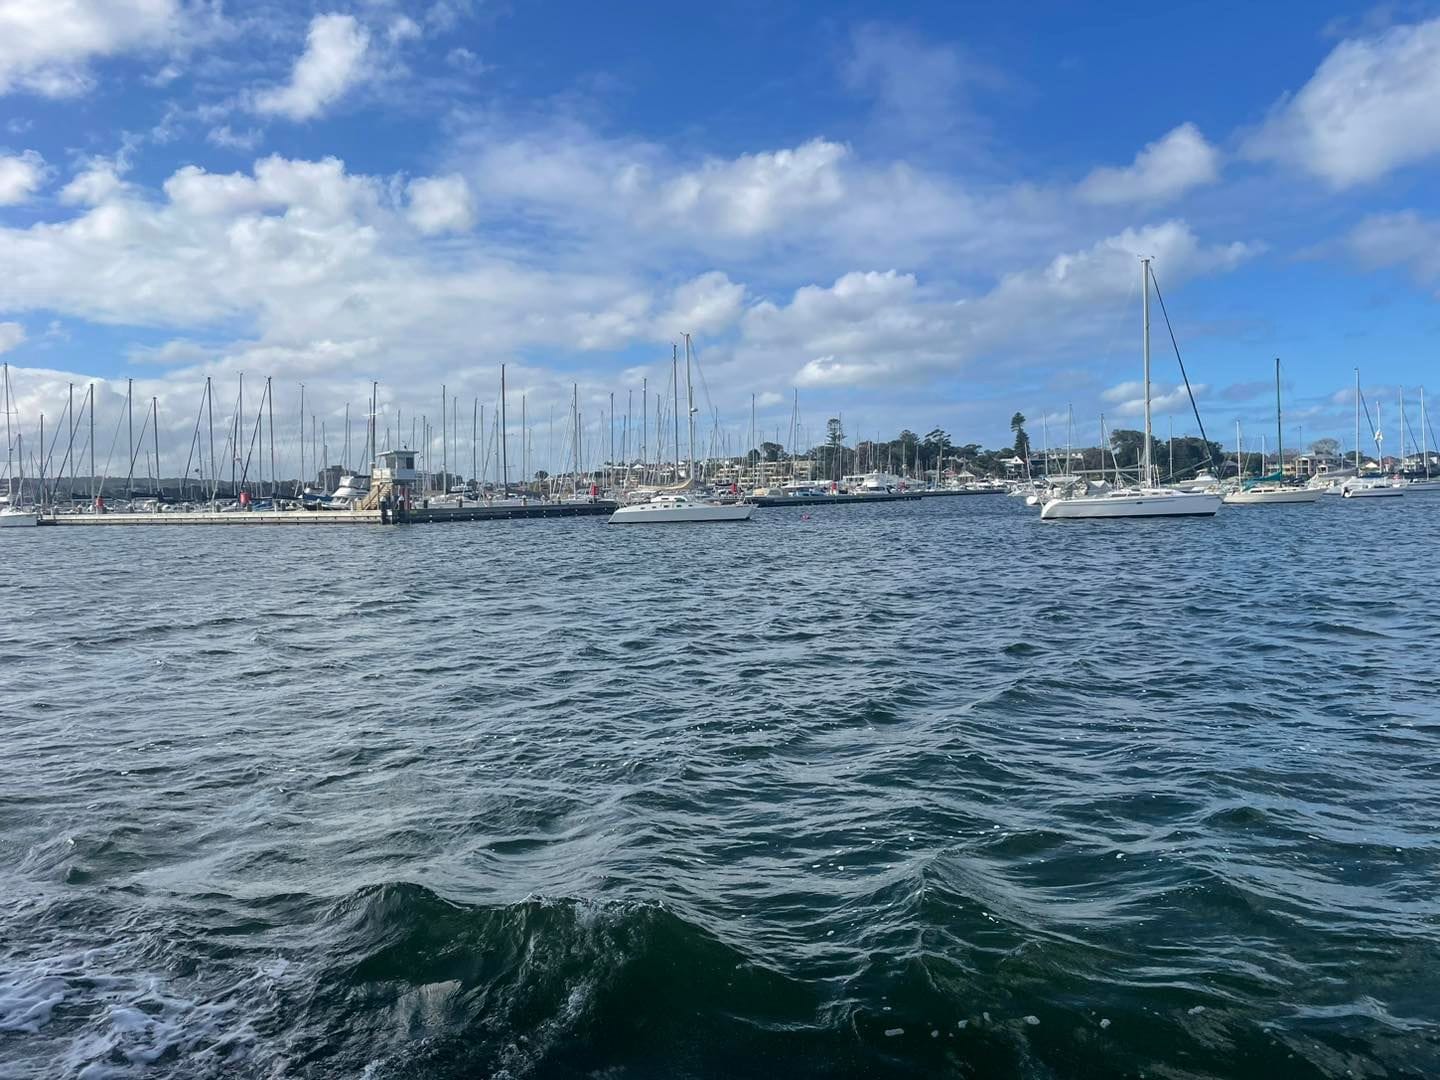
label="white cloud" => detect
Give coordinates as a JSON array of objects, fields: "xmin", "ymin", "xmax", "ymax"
[
  {"xmin": 59, "ymin": 159, "xmax": 126, "ymax": 205},
  {"xmin": 1078, "ymin": 123, "xmax": 1220, "ymax": 205},
  {"xmin": 406, "ymin": 174, "xmax": 474, "ymax": 235},
  {"xmin": 253, "ymin": 13, "xmax": 371, "ymax": 122},
  {"xmin": 843, "ymin": 23, "xmax": 1000, "ymax": 143},
  {"xmin": 651, "ymin": 272, "xmax": 745, "ymax": 338},
  {"xmin": 0, "ymin": 0, "xmax": 207, "ymax": 98},
  {"xmin": 742, "ymin": 221, "xmax": 1255, "ymax": 389},
  {"xmin": 1244, "ymin": 17, "xmax": 1440, "ymax": 187},
  {"xmin": 206, "ymin": 125, "xmax": 264, "ymax": 152},
  {"xmin": 387, "ymin": 15, "xmax": 422, "ymax": 44},
  {"xmin": 0, "ymin": 321, "xmax": 25, "ymax": 353},
  {"xmin": 0, "ymin": 149, "xmax": 46, "ymax": 204},
  {"xmin": 1102, "ymin": 380, "xmax": 1209, "ymax": 417},
  {"xmin": 1345, "ymin": 210, "xmax": 1440, "ymax": 285}
]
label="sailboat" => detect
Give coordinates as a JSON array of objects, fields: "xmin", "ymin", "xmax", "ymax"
[
  {"xmin": 1343, "ymin": 371, "xmax": 1403, "ymax": 498},
  {"xmin": 1, "ymin": 363, "xmax": 37, "ymax": 527},
  {"xmin": 609, "ymin": 335, "xmax": 755, "ymax": 524},
  {"xmin": 1040, "ymin": 258, "xmax": 1222, "ymax": 520},
  {"xmin": 1223, "ymin": 359, "xmax": 1320, "ymax": 504},
  {"xmin": 1404, "ymin": 387, "xmax": 1440, "ymax": 492}
]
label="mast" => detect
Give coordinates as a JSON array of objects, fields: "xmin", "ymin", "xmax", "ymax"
[
  {"xmin": 343, "ymin": 401, "xmax": 350, "ymax": 473},
  {"xmin": 266, "ymin": 378, "xmax": 275, "ymax": 499},
  {"xmin": 641, "ymin": 377, "xmax": 648, "ymax": 482},
  {"xmin": 299, "ymin": 383, "xmax": 305, "ymax": 497},
  {"xmin": 441, "ymin": 383, "xmax": 447, "ymax": 491},
  {"xmin": 522, "ymin": 393, "xmax": 529, "ymax": 495},
  {"xmin": 2, "ymin": 362, "xmax": 11, "ymax": 503},
  {"xmin": 235, "ymin": 374, "xmax": 243, "ymax": 497},
  {"xmin": 1424, "ymin": 387, "xmax": 1431, "ymax": 479},
  {"xmin": 88, "ymin": 384, "xmax": 95, "ymax": 503},
  {"xmin": 206, "ymin": 377, "xmax": 215, "ymax": 506},
  {"xmin": 499, "ymin": 365, "xmax": 508, "ymax": 496},
  {"xmin": 1354, "ymin": 368, "xmax": 1361, "ymax": 475},
  {"xmin": 751, "ymin": 392, "xmax": 757, "ymax": 489},
  {"xmin": 684, "ymin": 333, "xmax": 696, "ymax": 485},
  {"xmin": 126, "ymin": 378, "xmax": 134, "ymax": 499},
  {"xmin": 608, "ymin": 391, "xmax": 614, "ymax": 493},
  {"xmin": 1275, "ymin": 357, "xmax": 1283, "ymax": 480},
  {"xmin": 152, "ymin": 396, "xmax": 161, "ymax": 498},
  {"xmin": 472, "ymin": 398, "xmax": 478, "ymax": 491},
  {"xmin": 1399, "ymin": 385, "xmax": 1405, "ymax": 474},
  {"xmin": 1141, "ymin": 256, "xmax": 1154, "ymax": 488},
  {"xmin": 671, "ymin": 344, "xmax": 680, "ymax": 484}
]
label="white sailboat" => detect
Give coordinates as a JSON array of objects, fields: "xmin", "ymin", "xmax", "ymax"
[
  {"xmin": 1405, "ymin": 387, "xmax": 1440, "ymax": 492},
  {"xmin": 1223, "ymin": 359, "xmax": 1321, "ymax": 505},
  {"xmin": 1040, "ymin": 258, "xmax": 1222, "ymax": 520},
  {"xmin": 1343, "ymin": 373, "xmax": 1404, "ymax": 498},
  {"xmin": 609, "ymin": 335, "xmax": 755, "ymax": 524},
  {"xmin": 1, "ymin": 363, "xmax": 37, "ymax": 527}
]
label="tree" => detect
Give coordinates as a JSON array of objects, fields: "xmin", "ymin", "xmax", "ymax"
[
  {"xmin": 534, "ymin": 469, "xmax": 549, "ymax": 481},
  {"xmin": 760, "ymin": 441, "xmax": 783, "ymax": 462},
  {"xmin": 1010, "ymin": 412, "xmax": 1029, "ymax": 458},
  {"xmin": 1310, "ymin": 437, "xmax": 1341, "ymax": 458}
]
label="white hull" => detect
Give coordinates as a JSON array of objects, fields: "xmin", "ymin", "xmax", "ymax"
[
  {"xmin": 1040, "ymin": 489, "xmax": 1222, "ymax": 520},
  {"xmin": 0, "ymin": 510, "xmax": 38, "ymax": 527},
  {"xmin": 1404, "ymin": 478, "xmax": 1440, "ymax": 492},
  {"xmin": 608, "ymin": 503, "xmax": 754, "ymax": 524},
  {"xmin": 1223, "ymin": 488, "xmax": 1322, "ymax": 505},
  {"xmin": 1343, "ymin": 484, "xmax": 1404, "ymax": 498}
]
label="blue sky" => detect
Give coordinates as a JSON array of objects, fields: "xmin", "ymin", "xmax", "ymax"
[{"xmin": 3, "ymin": 0, "xmax": 1440, "ymax": 473}]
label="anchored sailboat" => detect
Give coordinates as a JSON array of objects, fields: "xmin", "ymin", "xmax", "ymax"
[
  {"xmin": 609, "ymin": 335, "xmax": 754, "ymax": 524},
  {"xmin": 1223, "ymin": 358, "xmax": 1320, "ymax": 504},
  {"xmin": 1040, "ymin": 258, "xmax": 1222, "ymax": 520}
]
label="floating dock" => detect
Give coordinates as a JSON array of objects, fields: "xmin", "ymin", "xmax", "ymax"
[
  {"xmin": 38, "ymin": 502, "xmax": 617, "ymax": 526},
  {"xmin": 749, "ymin": 492, "xmax": 922, "ymax": 508}
]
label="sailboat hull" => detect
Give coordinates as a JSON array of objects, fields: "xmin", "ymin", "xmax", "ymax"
[
  {"xmin": 1343, "ymin": 484, "xmax": 1405, "ymax": 498},
  {"xmin": 1040, "ymin": 490, "xmax": 1222, "ymax": 520},
  {"xmin": 608, "ymin": 503, "xmax": 755, "ymax": 524},
  {"xmin": 1404, "ymin": 478, "xmax": 1440, "ymax": 493},
  {"xmin": 0, "ymin": 510, "xmax": 39, "ymax": 527},
  {"xmin": 1223, "ymin": 488, "xmax": 1322, "ymax": 504}
]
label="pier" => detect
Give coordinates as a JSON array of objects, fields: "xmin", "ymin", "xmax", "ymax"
[
  {"xmin": 37, "ymin": 502, "xmax": 617, "ymax": 526},
  {"xmin": 749, "ymin": 492, "xmax": 922, "ymax": 508}
]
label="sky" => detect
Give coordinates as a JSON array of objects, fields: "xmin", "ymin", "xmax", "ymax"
[{"xmin": 3, "ymin": 0, "xmax": 1440, "ymax": 479}]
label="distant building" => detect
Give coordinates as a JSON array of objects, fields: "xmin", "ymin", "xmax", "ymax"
[{"xmin": 317, "ymin": 464, "xmax": 345, "ymax": 492}]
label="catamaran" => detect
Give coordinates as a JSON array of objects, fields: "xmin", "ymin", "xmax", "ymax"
[
  {"xmin": 609, "ymin": 335, "xmax": 755, "ymax": 524},
  {"xmin": 1040, "ymin": 258, "xmax": 1222, "ymax": 520}
]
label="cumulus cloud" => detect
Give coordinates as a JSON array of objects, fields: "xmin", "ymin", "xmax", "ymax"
[
  {"xmin": 0, "ymin": 321, "xmax": 25, "ymax": 353},
  {"xmin": 0, "ymin": 149, "xmax": 46, "ymax": 203},
  {"xmin": 745, "ymin": 221, "xmax": 1255, "ymax": 389},
  {"xmin": 1244, "ymin": 17, "xmax": 1440, "ymax": 187},
  {"xmin": 406, "ymin": 174, "xmax": 474, "ymax": 235},
  {"xmin": 254, "ymin": 13, "xmax": 371, "ymax": 122},
  {"xmin": 1078, "ymin": 123, "xmax": 1220, "ymax": 205},
  {"xmin": 0, "ymin": 0, "xmax": 207, "ymax": 98},
  {"xmin": 59, "ymin": 159, "xmax": 126, "ymax": 205},
  {"xmin": 1345, "ymin": 210, "xmax": 1440, "ymax": 285},
  {"xmin": 1102, "ymin": 380, "xmax": 1209, "ymax": 417}
]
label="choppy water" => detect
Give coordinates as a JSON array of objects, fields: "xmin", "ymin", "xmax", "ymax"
[{"xmin": 2, "ymin": 495, "xmax": 1438, "ymax": 1079}]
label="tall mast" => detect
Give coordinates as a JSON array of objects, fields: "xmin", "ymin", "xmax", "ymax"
[
  {"xmin": 343, "ymin": 401, "xmax": 350, "ymax": 473},
  {"xmin": 1424, "ymin": 387, "xmax": 1431, "ymax": 480},
  {"xmin": 298, "ymin": 384, "xmax": 305, "ymax": 496},
  {"xmin": 152, "ymin": 396, "xmax": 161, "ymax": 498},
  {"xmin": 1275, "ymin": 357, "xmax": 1283, "ymax": 479},
  {"xmin": 472, "ymin": 398, "xmax": 478, "ymax": 490},
  {"xmin": 499, "ymin": 364, "xmax": 508, "ymax": 495},
  {"xmin": 522, "ymin": 393, "xmax": 529, "ymax": 494},
  {"xmin": 441, "ymin": 383, "xmax": 447, "ymax": 490},
  {"xmin": 206, "ymin": 377, "xmax": 215, "ymax": 506},
  {"xmin": 2, "ymin": 362, "xmax": 11, "ymax": 503},
  {"xmin": 641, "ymin": 377, "xmax": 648, "ymax": 479},
  {"xmin": 88, "ymin": 384, "xmax": 95, "ymax": 502},
  {"xmin": 608, "ymin": 391, "xmax": 614, "ymax": 493},
  {"xmin": 1354, "ymin": 368, "xmax": 1361, "ymax": 475},
  {"xmin": 266, "ymin": 378, "xmax": 275, "ymax": 499},
  {"xmin": 684, "ymin": 333, "xmax": 696, "ymax": 485},
  {"xmin": 1141, "ymin": 256, "xmax": 1153, "ymax": 487},
  {"xmin": 126, "ymin": 377, "xmax": 134, "ymax": 499},
  {"xmin": 1399, "ymin": 385, "xmax": 1405, "ymax": 473},
  {"xmin": 671, "ymin": 345, "xmax": 680, "ymax": 483}
]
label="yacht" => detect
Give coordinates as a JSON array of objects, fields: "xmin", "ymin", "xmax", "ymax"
[
  {"xmin": 1040, "ymin": 259, "xmax": 1222, "ymax": 521},
  {"xmin": 328, "ymin": 474, "xmax": 370, "ymax": 508},
  {"xmin": 0, "ymin": 505, "xmax": 38, "ymax": 527},
  {"xmin": 1222, "ymin": 362, "xmax": 1321, "ymax": 505}
]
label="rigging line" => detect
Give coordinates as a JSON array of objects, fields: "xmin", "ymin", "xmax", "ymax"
[
  {"xmin": 1358, "ymin": 388, "xmax": 1377, "ymax": 447},
  {"xmin": 1148, "ymin": 268, "xmax": 1219, "ymax": 478}
]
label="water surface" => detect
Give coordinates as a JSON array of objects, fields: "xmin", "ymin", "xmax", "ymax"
[{"xmin": 2, "ymin": 496, "xmax": 1437, "ymax": 1078}]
